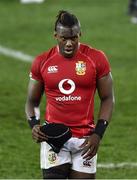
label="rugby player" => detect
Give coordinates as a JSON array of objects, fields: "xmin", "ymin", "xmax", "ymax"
[{"xmin": 25, "ymin": 10, "xmax": 115, "ymax": 179}]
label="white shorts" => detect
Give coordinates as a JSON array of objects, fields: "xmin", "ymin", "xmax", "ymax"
[{"xmin": 40, "ymin": 137, "xmax": 97, "ymax": 174}]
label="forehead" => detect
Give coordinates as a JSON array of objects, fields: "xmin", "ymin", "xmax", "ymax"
[{"xmin": 56, "ymin": 25, "xmax": 80, "ymax": 37}]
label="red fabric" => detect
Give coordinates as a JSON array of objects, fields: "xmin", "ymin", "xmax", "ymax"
[{"xmin": 30, "ymin": 43, "xmax": 111, "ymax": 137}]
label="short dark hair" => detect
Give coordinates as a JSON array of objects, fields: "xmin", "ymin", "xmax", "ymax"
[{"xmin": 55, "ymin": 10, "xmax": 80, "ymax": 31}]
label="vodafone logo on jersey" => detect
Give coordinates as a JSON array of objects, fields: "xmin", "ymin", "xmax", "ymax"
[
  {"xmin": 56, "ymin": 79, "xmax": 81, "ymax": 102},
  {"xmin": 58, "ymin": 79, "xmax": 75, "ymax": 95}
]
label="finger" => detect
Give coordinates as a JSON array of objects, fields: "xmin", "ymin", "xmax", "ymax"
[
  {"xmin": 81, "ymin": 145, "xmax": 90, "ymax": 156},
  {"xmin": 37, "ymin": 133, "xmax": 48, "ymax": 141},
  {"xmin": 85, "ymin": 146, "xmax": 98, "ymax": 160},
  {"xmin": 79, "ymin": 139, "xmax": 88, "ymax": 148},
  {"xmin": 32, "ymin": 127, "xmax": 39, "ymax": 135},
  {"xmin": 32, "ymin": 129, "xmax": 44, "ymax": 139},
  {"xmin": 39, "ymin": 130, "xmax": 47, "ymax": 137},
  {"xmin": 36, "ymin": 138, "xmax": 44, "ymax": 143},
  {"xmin": 32, "ymin": 131, "xmax": 39, "ymax": 139},
  {"xmin": 32, "ymin": 125, "xmax": 48, "ymax": 142},
  {"xmin": 90, "ymin": 146, "xmax": 98, "ymax": 158},
  {"xmin": 33, "ymin": 129, "xmax": 47, "ymax": 138},
  {"xmin": 85, "ymin": 148, "xmax": 97, "ymax": 160},
  {"xmin": 32, "ymin": 133, "xmax": 39, "ymax": 140},
  {"xmin": 32, "ymin": 126, "xmax": 46, "ymax": 138},
  {"xmin": 33, "ymin": 132, "xmax": 48, "ymax": 141},
  {"xmin": 82, "ymin": 146, "xmax": 95, "ymax": 159}
]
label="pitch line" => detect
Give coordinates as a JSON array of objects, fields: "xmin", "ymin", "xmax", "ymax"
[
  {"xmin": 97, "ymin": 162, "xmax": 137, "ymax": 169},
  {"xmin": 0, "ymin": 45, "xmax": 33, "ymax": 62}
]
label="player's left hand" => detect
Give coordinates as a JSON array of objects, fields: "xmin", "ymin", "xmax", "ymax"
[{"xmin": 79, "ymin": 133, "xmax": 101, "ymax": 160}]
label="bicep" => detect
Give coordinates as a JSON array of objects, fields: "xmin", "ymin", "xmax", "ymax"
[
  {"xmin": 97, "ymin": 72, "xmax": 114, "ymax": 99},
  {"xmin": 27, "ymin": 79, "xmax": 44, "ymax": 106}
]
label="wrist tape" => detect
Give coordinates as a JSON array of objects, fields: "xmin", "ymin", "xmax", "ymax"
[
  {"xmin": 28, "ymin": 116, "xmax": 40, "ymax": 129},
  {"xmin": 94, "ymin": 119, "xmax": 108, "ymax": 139}
]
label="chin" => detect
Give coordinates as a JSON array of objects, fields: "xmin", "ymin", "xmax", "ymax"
[
  {"xmin": 64, "ymin": 54, "xmax": 74, "ymax": 58},
  {"xmin": 63, "ymin": 51, "xmax": 75, "ymax": 58}
]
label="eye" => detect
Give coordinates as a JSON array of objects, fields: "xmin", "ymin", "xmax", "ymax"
[
  {"xmin": 61, "ymin": 37, "xmax": 66, "ymax": 41},
  {"xmin": 71, "ymin": 36, "xmax": 78, "ymax": 41}
]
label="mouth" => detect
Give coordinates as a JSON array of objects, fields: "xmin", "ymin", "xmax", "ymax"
[{"xmin": 64, "ymin": 49, "xmax": 73, "ymax": 55}]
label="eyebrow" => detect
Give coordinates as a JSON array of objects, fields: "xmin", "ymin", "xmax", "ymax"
[{"xmin": 60, "ymin": 35, "xmax": 78, "ymax": 39}]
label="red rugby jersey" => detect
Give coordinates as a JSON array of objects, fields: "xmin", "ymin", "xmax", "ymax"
[{"xmin": 30, "ymin": 43, "xmax": 111, "ymax": 137}]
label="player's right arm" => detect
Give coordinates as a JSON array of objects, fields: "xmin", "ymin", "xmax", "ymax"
[
  {"xmin": 25, "ymin": 79, "xmax": 44, "ymax": 118},
  {"xmin": 25, "ymin": 78, "xmax": 47, "ymax": 142}
]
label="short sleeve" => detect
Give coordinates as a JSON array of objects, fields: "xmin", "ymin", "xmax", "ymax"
[
  {"xmin": 95, "ymin": 50, "xmax": 111, "ymax": 79},
  {"xmin": 29, "ymin": 55, "xmax": 43, "ymax": 82}
]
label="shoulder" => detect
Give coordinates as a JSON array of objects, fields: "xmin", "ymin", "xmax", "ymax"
[
  {"xmin": 30, "ymin": 46, "xmax": 57, "ymax": 81},
  {"xmin": 79, "ymin": 43, "xmax": 108, "ymax": 61},
  {"xmin": 32, "ymin": 46, "xmax": 57, "ymax": 67},
  {"xmin": 80, "ymin": 43, "xmax": 111, "ymax": 78}
]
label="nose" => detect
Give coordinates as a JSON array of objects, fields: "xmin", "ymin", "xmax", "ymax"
[{"xmin": 66, "ymin": 40, "xmax": 72, "ymax": 47}]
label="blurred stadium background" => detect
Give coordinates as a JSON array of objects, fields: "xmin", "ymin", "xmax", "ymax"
[{"xmin": 0, "ymin": 0, "xmax": 137, "ymax": 178}]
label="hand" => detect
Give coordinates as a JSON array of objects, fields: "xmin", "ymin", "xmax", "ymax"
[
  {"xmin": 79, "ymin": 133, "xmax": 101, "ymax": 160},
  {"xmin": 32, "ymin": 124, "xmax": 48, "ymax": 143}
]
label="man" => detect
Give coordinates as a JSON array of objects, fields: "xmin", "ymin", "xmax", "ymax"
[
  {"xmin": 128, "ymin": 0, "xmax": 137, "ymax": 24},
  {"xmin": 25, "ymin": 10, "xmax": 115, "ymax": 179}
]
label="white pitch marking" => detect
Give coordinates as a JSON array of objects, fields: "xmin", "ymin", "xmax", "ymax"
[
  {"xmin": 97, "ymin": 162, "xmax": 137, "ymax": 169},
  {"xmin": 0, "ymin": 45, "xmax": 34, "ymax": 62}
]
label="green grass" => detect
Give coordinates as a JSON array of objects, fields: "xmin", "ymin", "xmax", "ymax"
[{"xmin": 0, "ymin": 0, "xmax": 137, "ymax": 179}]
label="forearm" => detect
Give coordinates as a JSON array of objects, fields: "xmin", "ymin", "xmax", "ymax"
[
  {"xmin": 25, "ymin": 100, "xmax": 40, "ymax": 129},
  {"xmin": 93, "ymin": 97, "xmax": 114, "ymax": 139},
  {"xmin": 25, "ymin": 100, "xmax": 35, "ymax": 119},
  {"xmin": 25, "ymin": 80, "xmax": 44, "ymax": 128},
  {"xmin": 98, "ymin": 96, "xmax": 114, "ymax": 123},
  {"xmin": 25, "ymin": 98, "xmax": 41, "ymax": 119},
  {"xmin": 95, "ymin": 73, "xmax": 115, "ymax": 139}
]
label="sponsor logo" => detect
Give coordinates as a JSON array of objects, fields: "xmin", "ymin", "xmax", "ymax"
[
  {"xmin": 56, "ymin": 95, "xmax": 81, "ymax": 101},
  {"xmin": 83, "ymin": 160, "xmax": 92, "ymax": 167},
  {"xmin": 76, "ymin": 61, "xmax": 86, "ymax": 75},
  {"xmin": 48, "ymin": 65, "xmax": 58, "ymax": 73},
  {"xmin": 56, "ymin": 79, "xmax": 81, "ymax": 102},
  {"xmin": 58, "ymin": 79, "xmax": 75, "ymax": 95}
]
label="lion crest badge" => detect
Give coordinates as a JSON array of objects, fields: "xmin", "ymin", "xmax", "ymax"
[
  {"xmin": 48, "ymin": 150, "xmax": 57, "ymax": 164},
  {"xmin": 76, "ymin": 61, "xmax": 86, "ymax": 75}
]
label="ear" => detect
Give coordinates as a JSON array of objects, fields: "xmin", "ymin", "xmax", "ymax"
[
  {"xmin": 54, "ymin": 31, "xmax": 57, "ymax": 39},
  {"xmin": 79, "ymin": 31, "xmax": 82, "ymax": 37}
]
